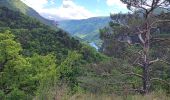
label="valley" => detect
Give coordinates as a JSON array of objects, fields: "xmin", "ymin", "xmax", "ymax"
[
  {"xmin": 0, "ymin": 0, "xmax": 170, "ymax": 100},
  {"xmin": 58, "ymin": 17, "xmax": 111, "ymax": 48}
]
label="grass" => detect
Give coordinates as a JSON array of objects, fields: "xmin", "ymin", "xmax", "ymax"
[
  {"xmin": 34, "ymin": 82, "xmax": 170, "ymax": 100},
  {"xmin": 43, "ymin": 87, "xmax": 170, "ymax": 100},
  {"xmin": 64, "ymin": 92, "xmax": 170, "ymax": 100}
]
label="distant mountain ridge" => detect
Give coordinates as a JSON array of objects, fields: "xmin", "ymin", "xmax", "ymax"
[
  {"xmin": 0, "ymin": 0, "xmax": 55, "ymax": 26},
  {"xmin": 58, "ymin": 7, "xmax": 170, "ymax": 47},
  {"xmin": 58, "ymin": 16, "xmax": 111, "ymax": 46}
]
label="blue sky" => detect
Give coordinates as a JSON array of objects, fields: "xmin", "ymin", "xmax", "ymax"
[{"xmin": 21, "ymin": 0, "xmax": 129, "ymax": 20}]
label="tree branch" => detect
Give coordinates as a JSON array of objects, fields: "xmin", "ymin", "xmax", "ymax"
[
  {"xmin": 151, "ymin": 78, "xmax": 170, "ymax": 85},
  {"xmin": 138, "ymin": 33, "xmax": 145, "ymax": 44},
  {"xmin": 122, "ymin": 72, "xmax": 144, "ymax": 79},
  {"xmin": 149, "ymin": 58, "xmax": 159, "ymax": 65},
  {"xmin": 150, "ymin": 20, "xmax": 170, "ymax": 28},
  {"xmin": 159, "ymin": 59, "xmax": 170, "ymax": 65},
  {"xmin": 126, "ymin": 89, "xmax": 145, "ymax": 93}
]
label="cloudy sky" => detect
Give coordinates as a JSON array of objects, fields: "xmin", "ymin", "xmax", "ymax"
[{"xmin": 21, "ymin": 0, "xmax": 129, "ymax": 20}]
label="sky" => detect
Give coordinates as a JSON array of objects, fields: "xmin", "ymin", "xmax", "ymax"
[{"xmin": 21, "ymin": 0, "xmax": 129, "ymax": 20}]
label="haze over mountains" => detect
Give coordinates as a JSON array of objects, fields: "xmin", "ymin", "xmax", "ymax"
[
  {"xmin": 0, "ymin": 0, "xmax": 112, "ymax": 48},
  {"xmin": 1, "ymin": 0, "xmax": 169, "ymax": 49},
  {"xmin": 58, "ymin": 17, "xmax": 111, "ymax": 46}
]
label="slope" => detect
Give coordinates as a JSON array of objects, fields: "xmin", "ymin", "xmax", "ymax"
[
  {"xmin": 58, "ymin": 17, "xmax": 111, "ymax": 46},
  {"xmin": 0, "ymin": 6, "xmax": 106, "ymax": 62},
  {"xmin": 0, "ymin": 0, "xmax": 55, "ymax": 26}
]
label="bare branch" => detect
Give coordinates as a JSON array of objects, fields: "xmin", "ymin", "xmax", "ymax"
[
  {"xmin": 132, "ymin": 62, "xmax": 144, "ymax": 68},
  {"xmin": 138, "ymin": 33, "xmax": 145, "ymax": 44},
  {"xmin": 99, "ymin": 72, "xmax": 144, "ymax": 80},
  {"xmin": 133, "ymin": 56, "xmax": 141, "ymax": 64},
  {"xmin": 158, "ymin": 0, "xmax": 170, "ymax": 7},
  {"xmin": 122, "ymin": 72, "xmax": 144, "ymax": 79},
  {"xmin": 149, "ymin": 56, "xmax": 170, "ymax": 66},
  {"xmin": 127, "ymin": 89, "xmax": 145, "ymax": 93},
  {"xmin": 138, "ymin": 63, "xmax": 144, "ymax": 67},
  {"xmin": 149, "ymin": 58, "xmax": 159, "ymax": 65},
  {"xmin": 150, "ymin": 20, "xmax": 170, "ymax": 27},
  {"xmin": 132, "ymin": 56, "xmax": 144, "ymax": 67},
  {"xmin": 159, "ymin": 59, "xmax": 170, "ymax": 65},
  {"xmin": 151, "ymin": 78, "xmax": 170, "ymax": 85}
]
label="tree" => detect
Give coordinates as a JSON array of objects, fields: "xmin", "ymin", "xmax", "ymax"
[
  {"xmin": 58, "ymin": 51, "xmax": 82, "ymax": 92},
  {"xmin": 0, "ymin": 30, "xmax": 21, "ymax": 72},
  {"xmin": 119, "ymin": 0, "xmax": 170, "ymax": 94},
  {"xmin": 0, "ymin": 31, "xmax": 59, "ymax": 99}
]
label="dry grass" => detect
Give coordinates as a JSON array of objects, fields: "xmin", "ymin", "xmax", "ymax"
[
  {"xmin": 62, "ymin": 92, "xmax": 170, "ymax": 100},
  {"xmin": 34, "ymin": 85, "xmax": 170, "ymax": 100}
]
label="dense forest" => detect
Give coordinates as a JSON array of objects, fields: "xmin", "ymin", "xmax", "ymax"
[
  {"xmin": 0, "ymin": 6, "xmax": 106, "ymax": 99},
  {"xmin": 0, "ymin": 0, "xmax": 170, "ymax": 100}
]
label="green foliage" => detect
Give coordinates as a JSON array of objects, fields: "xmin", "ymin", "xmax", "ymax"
[
  {"xmin": 0, "ymin": 32, "xmax": 59, "ymax": 99},
  {"xmin": 0, "ymin": 31, "xmax": 21, "ymax": 62},
  {"xmin": 0, "ymin": 90, "xmax": 5, "ymax": 100},
  {"xmin": 58, "ymin": 51, "xmax": 82, "ymax": 91},
  {"xmin": 0, "ymin": 7, "xmax": 82, "ymax": 60},
  {"xmin": 99, "ymin": 9, "xmax": 170, "ymax": 94},
  {"xmin": 0, "ymin": 7, "xmax": 108, "ymax": 99},
  {"xmin": 6, "ymin": 88, "xmax": 29, "ymax": 100},
  {"xmin": 59, "ymin": 17, "xmax": 110, "ymax": 45},
  {"xmin": 0, "ymin": 0, "xmax": 54, "ymax": 26},
  {"xmin": 80, "ymin": 45, "xmax": 108, "ymax": 63}
]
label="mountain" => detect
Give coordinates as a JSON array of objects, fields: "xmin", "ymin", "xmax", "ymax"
[
  {"xmin": 0, "ymin": 5, "xmax": 105, "ymax": 61},
  {"xmin": 58, "ymin": 7, "xmax": 170, "ymax": 47},
  {"xmin": 0, "ymin": 6, "xmax": 108, "ymax": 98},
  {"xmin": 0, "ymin": 0, "xmax": 55, "ymax": 26},
  {"xmin": 0, "ymin": 6, "xmax": 79, "ymax": 58},
  {"xmin": 58, "ymin": 17, "xmax": 111, "ymax": 46}
]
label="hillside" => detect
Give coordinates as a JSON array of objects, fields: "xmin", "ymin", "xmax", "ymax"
[
  {"xmin": 0, "ymin": 6, "xmax": 106, "ymax": 61},
  {"xmin": 0, "ymin": 6, "xmax": 76, "ymax": 58},
  {"xmin": 58, "ymin": 7, "xmax": 170, "ymax": 48},
  {"xmin": 0, "ymin": 6, "xmax": 107, "ymax": 99},
  {"xmin": 0, "ymin": 0, "xmax": 55, "ymax": 26},
  {"xmin": 0, "ymin": 0, "xmax": 170, "ymax": 99},
  {"xmin": 58, "ymin": 17, "xmax": 111, "ymax": 46}
]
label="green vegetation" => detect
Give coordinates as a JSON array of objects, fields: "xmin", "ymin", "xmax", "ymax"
[
  {"xmin": 0, "ymin": 0, "xmax": 170, "ymax": 99},
  {"xmin": 58, "ymin": 17, "xmax": 111, "ymax": 46},
  {"xmin": 0, "ymin": 6, "xmax": 107, "ymax": 99},
  {"xmin": 52, "ymin": 90, "xmax": 170, "ymax": 100},
  {"xmin": 99, "ymin": 0, "xmax": 170, "ymax": 96},
  {"xmin": 0, "ymin": 0, "xmax": 55, "ymax": 26},
  {"xmin": 0, "ymin": 31, "xmax": 58, "ymax": 99}
]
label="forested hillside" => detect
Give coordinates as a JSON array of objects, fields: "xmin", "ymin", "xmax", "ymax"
[
  {"xmin": 58, "ymin": 7, "xmax": 170, "ymax": 48},
  {"xmin": 0, "ymin": 0, "xmax": 170, "ymax": 100},
  {"xmin": 0, "ymin": 0, "xmax": 55, "ymax": 26},
  {"xmin": 58, "ymin": 17, "xmax": 111, "ymax": 46},
  {"xmin": 0, "ymin": 6, "xmax": 106, "ymax": 99}
]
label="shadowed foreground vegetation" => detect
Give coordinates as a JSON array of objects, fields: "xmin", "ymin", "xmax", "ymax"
[
  {"xmin": 36, "ymin": 85, "xmax": 170, "ymax": 100},
  {"xmin": 63, "ymin": 93, "xmax": 170, "ymax": 100}
]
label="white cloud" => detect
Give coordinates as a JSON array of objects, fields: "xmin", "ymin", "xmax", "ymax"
[
  {"xmin": 21, "ymin": 0, "xmax": 95, "ymax": 20},
  {"xmin": 106, "ymin": 0, "xmax": 126, "ymax": 7},
  {"xmin": 106, "ymin": 0, "xmax": 128, "ymax": 14},
  {"xmin": 21, "ymin": 0, "xmax": 48, "ymax": 12}
]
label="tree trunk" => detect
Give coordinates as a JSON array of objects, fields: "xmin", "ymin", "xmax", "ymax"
[
  {"xmin": 142, "ymin": 27, "xmax": 151, "ymax": 94},
  {"xmin": 142, "ymin": 63, "xmax": 151, "ymax": 94}
]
